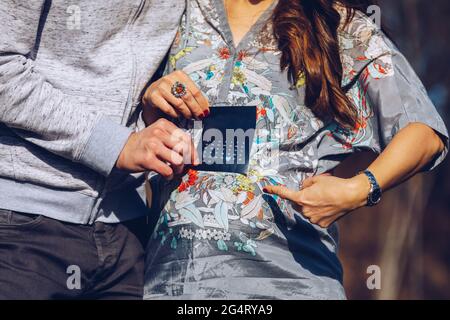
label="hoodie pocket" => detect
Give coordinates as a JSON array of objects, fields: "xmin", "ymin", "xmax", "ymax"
[{"xmin": 2, "ymin": 135, "xmax": 100, "ymax": 197}]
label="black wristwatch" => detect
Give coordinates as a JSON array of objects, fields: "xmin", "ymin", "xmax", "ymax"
[{"xmin": 361, "ymin": 170, "xmax": 382, "ymax": 207}]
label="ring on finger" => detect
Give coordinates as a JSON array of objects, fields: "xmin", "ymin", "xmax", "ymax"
[{"xmin": 171, "ymin": 81, "xmax": 188, "ymax": 98}]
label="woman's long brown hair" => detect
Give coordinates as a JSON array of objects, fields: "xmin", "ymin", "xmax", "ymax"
[{"xmin": 273, "ymin": 0, "xmax": 377, "ymax": 128}]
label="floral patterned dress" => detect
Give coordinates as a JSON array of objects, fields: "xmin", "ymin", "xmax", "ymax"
[{"xmin": 144, "ymin": 0, "xmax": 448, "ymax": 299}]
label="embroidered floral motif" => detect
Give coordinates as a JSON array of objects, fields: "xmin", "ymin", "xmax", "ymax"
[
  {"xmin": 218, "ymin": 47, "xmax": 231, "ymax": 59},
  {"xmin": 178, "ymin": 169, "xmax": 199, "ymax": 192}
]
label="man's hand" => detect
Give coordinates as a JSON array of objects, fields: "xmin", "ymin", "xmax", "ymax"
[{"xmin": 116, "ymin": 118, "xmax": 198, "ymax": 179}]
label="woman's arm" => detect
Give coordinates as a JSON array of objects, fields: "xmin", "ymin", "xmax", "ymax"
[
  {"xmin": 264, "ymin": 123, "xmax": 446, "ymax": 228},
  {"xmin": 364, "ymin": 123, "xmax": 445, "ymax": 191}
]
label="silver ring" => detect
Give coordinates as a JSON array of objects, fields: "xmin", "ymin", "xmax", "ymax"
[{"xmin": 171, "ymin": 81, "xmax": 187, "ymax": 98}]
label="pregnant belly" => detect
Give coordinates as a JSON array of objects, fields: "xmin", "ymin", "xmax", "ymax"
[
  {"xmin": 146, "ymin": 170, "xmax": 344, "ymax": 299},
  {"xmin": 151, "ymin": 169, "xmax": 294, "ymax": 257}
]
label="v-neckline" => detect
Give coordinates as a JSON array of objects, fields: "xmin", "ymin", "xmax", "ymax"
[{"xmin": 212, "ymin": 0, "xmax": 278, "ymax": 50}]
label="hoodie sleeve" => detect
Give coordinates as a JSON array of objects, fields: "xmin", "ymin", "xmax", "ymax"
[{"xmin": 0, "ymin": 0, "xmax": 132, "ymax": 176}]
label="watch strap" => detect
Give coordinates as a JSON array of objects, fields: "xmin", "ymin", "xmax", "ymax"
[{"xmin": 362, "ymin": 170, "xmax": 382, "ymax": 207}]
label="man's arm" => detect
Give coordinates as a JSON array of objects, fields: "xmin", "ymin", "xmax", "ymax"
[{"xmin": 0, "ymin": 1, "xmax": 132, "ymax": 176}]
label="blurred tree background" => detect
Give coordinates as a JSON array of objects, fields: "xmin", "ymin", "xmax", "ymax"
[{"xmin": 337, "ymin": 0, "xmax": 450, "ymax": 300}]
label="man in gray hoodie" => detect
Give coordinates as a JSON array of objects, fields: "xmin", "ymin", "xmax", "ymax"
[{"xmin": 0, "ymin": 1, "xmax": 190, "ymax": 299}]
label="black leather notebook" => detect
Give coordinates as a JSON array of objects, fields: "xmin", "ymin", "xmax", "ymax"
[{"xmin": 193, "ymin": 106, "xmax": 256, "ymax": 175}]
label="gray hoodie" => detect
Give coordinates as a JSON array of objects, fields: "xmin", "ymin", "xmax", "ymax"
[{"xmin": 0, "ymin": 0, "xmax": 185, "ymax": 224}]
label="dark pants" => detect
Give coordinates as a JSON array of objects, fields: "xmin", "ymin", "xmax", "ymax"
[{"xmin": 0, "ymin": 209, "xmax": 149, "ymax": 300}]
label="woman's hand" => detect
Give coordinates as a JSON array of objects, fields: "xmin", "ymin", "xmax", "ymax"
[
  {"xmin": 264, "ymin": 174, "xmax": 371, "ymax": 228},
  {"xmin": 142, "ymin": 70, "xmax": 210, "ymax": 125}
]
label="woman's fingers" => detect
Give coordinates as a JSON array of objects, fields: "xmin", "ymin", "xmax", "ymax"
[
  {"xmin": 263, "ymin": 185, "xmax": 301, "ymax": 203},
  {"xmin": 166, "ymin": 71, "xmax": 209, "ymax": 119},
  {"xmin": 149, "ymin": 92, "xmax": 179, "ymax": 118},
  {"xmin": 302, "ymin": 207, "xmax": 313, "ymax": 218},
  {"xmin": 301, "ymin": 176, "xmax": 317, "ymax": 189},
  {"xmin": 143, "ymin": 70, "xmax": 209, "ymax": 121},
  {"xmin": 264, "ymin": 184, "xmax": 337, "ymax": 228},
  {"xmin": 146, "ymin": 71, "xmax": 209, "ymax": 120},
  {"xmin": 179, "ymin": 88, "xmax": 204, "ymax": 119},
  {"xmin": 177, "ymin": 71, "xmax": 210, "ymax": 116},
  {"xmin": 159, "ymin": 85, "xmax": 193, "ymax": 119},
  {"xmin": 301, "ymin": 173, "xmax": 331, "ymax": 189}
]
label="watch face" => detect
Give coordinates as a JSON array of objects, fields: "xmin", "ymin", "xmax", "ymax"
[{"xmin": 370, "ymin": 188, "xmax": 382, "ymax": 205}]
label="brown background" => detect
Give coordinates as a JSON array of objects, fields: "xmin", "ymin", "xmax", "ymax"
[{"xmin": 337, "ymin": 0, "xmax": 450, "ymax": 300}]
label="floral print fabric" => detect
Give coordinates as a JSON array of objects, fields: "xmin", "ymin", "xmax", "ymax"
[{"xmin": 144, "ymin": 0, "xmax": 448, "ymax": 300}]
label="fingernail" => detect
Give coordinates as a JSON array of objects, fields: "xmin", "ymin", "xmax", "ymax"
[
  {"xmin": 203, "ymin": 110, "xmax": 210, "ymax": 117},
  {"xmin": 263, "ymin": 187, "xmax": 269, "ymax": 193}
]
